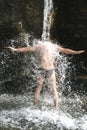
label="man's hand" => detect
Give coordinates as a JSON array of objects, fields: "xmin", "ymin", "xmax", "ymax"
[
  {"xmin": 77, "ymin": 50, "xmax": 85, "ymax": 54},
  {"xmin": 4, "ymin": 46, "xmax": 16, "ymax": 52}
]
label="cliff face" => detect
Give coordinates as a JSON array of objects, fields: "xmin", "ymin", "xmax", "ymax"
[
  {"xmin": 0, "ymin": 0, "xmax": 43, "ymax": 40},
  {"xmin": 0, "ymin": 0, "xmax": 87, "ymax": 48},
  {"xmin": 52, "ymin": 0, "xmax": 87, "ymax": 49}
]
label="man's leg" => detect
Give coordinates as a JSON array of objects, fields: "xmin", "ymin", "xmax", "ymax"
[
  {"xmin": 48, "ymin": 71, "xmax": 58, "ymax": 108},
  {"xmin": 34, "ymin": 75, "xmax": 44, "ymax": 105}
]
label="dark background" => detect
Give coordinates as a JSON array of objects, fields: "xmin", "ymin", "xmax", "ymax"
[{"xmin": 52, "ymin": 0, "xmax": 87, "ymax": 50}]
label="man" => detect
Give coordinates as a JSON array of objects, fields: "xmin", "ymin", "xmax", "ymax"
[{"xmin": 5, "ymin": 41, "xmax": 85, "ymax": 108}]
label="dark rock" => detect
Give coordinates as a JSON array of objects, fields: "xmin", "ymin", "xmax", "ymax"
[{"xmin": 0, "ymin": 0, "xmax": 43, "ymax": 40}]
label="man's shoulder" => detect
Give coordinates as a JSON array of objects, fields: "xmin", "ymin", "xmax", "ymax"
[{"xmin": 33, "ymin": 44, "xmax": 41, "ymax": 50}]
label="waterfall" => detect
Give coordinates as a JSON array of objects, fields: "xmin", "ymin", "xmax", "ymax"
[
  {"xmin": 41, "ymin": 0, "xmax": 53, "ymax": 40},
  {"xmin": 0, "ymin": 0, "xmax": 87, "ymax": 130}
]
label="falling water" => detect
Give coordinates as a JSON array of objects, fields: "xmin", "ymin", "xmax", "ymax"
[
  {"xmin": 41, "ymin": 0, "xmax": 53, "ymax": 40},
  {"xmin": 0, "ymin": 0, "xmax": 87, "ymax": 130}
]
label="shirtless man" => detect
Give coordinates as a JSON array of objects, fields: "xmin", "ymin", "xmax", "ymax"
[{"xmin": 6, "ymin": 41, "xmax": 85, "ymax": 108}]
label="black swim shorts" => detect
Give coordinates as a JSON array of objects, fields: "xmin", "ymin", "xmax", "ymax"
[{"xmin": 39, "ymin": 68, "xmax": 54, "ymax": 78}]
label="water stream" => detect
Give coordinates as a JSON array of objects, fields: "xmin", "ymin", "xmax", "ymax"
[
  {"xmin": 41, "ymin": 0, "xmax": 53, "ymax": 40},
  {"xmin": 0, "ymin": 0, "xmax": 87, "ymax": 130}
]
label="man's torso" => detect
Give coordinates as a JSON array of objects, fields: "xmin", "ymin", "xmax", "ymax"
[{"xmin": 35, "ymin": 41, "xmax": 58, "ymax": 70}]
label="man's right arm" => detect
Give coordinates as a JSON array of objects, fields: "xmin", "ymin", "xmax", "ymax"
[{"xmin": 5, "ymin": 46, "xmax": 36, "ymax": 52}]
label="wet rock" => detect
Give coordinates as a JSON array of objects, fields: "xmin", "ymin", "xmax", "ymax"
[{"xmin": 0, "ymin": 0, "xmax": 43, "ymax": 40}]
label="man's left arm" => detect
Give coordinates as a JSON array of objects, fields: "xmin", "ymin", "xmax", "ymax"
[{"xmin": 57, "ymin": 46, "xmax": 85, "ymax": 55}]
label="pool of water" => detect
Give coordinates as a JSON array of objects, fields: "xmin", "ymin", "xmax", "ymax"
[{"xmin": 0, "ymin": 92, "xmax": 87, "ymax": 130}]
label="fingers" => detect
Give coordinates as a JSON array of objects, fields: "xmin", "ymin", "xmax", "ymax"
[
  {"xmin": 77, "ymin": 50, "xmax": 85, "ymax": 54},
  {"xmin": 4, "ymin": 46, "xmax": 12, "ymax": 49},
  {"xmin": 4, "ymin": 46, "xmax": 16, "ymax": 51},
  {"xmin": 80, "ymin": 50, "xmax": 85, "ymax": 54}
]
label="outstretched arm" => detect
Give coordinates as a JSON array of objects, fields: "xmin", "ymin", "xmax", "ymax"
[
  {"xmin": 5, "ymin": 46, "xmax": 36, "ymax": 52},
  {"xmin": 57, "ymin": 46, "xmax": 85, "ymax": 54}
]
